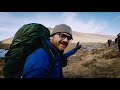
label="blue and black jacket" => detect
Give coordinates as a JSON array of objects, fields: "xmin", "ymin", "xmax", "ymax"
[{"xmin": 22, "ymin": 38, "xmax": 78, "ymax": 78}]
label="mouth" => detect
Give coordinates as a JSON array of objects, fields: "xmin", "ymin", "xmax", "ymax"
[
  {"xmin": 59, "ymin": 41, "xmax": 68, "ymax": 49},
  {"xmin": 59, "ymin": 41, "xmax": 68, "ymax": 47},
  {"xmin": 60, "ymin": 44, "xmax": 67, "ymax": 48},
  {"xmin": 59, "ymin": 41, "xmax": 68, "ymax": 46},
  {"xmin": 57, "ymin": 41, "xmax": 68, "ymax": 51}
]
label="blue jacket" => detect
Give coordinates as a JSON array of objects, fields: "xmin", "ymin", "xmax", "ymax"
[{"xmin": 22, "ymin": 38, "xmax": 77, "ymax": 78}]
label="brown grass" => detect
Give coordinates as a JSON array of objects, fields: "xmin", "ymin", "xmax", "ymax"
[
  {"xmin": 0, "ymin": 42, "xmax": 120, "ymax": 78},
  {"xmin": 0, "ymin": 59, "xmax": 4, "ymax": 78},
  {"xmin": 63, "ymin": 42, "xmax": 120, "ymax": 78},
  {"xmin": 0, "ymin": 43, "xmax": 10, "ymax": 49}
]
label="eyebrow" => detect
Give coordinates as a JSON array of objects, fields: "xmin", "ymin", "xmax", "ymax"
[{"xmin": 62, "ymin": 33, "xmax": 71, "ymax": 36}]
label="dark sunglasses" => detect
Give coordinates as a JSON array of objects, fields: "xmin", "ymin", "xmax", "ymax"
[{"xmin": 57, "ymin": 33, "xmax": 73, "ymax": 41}]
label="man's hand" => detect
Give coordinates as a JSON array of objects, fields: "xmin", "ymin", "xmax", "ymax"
[{"xmin": 75, "ymin": 42, "xmax": 82, "ymax": 51}]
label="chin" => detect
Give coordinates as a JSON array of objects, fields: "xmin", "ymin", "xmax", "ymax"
[
  {"xmin": 59, "ymin": 48, "xmax": 65, "ymax": 52},
  {"xmin": 60, "ymin": 50, "xmax": 64, "ymax": 52},
  {"xmin": 58, "ymin": 45, "xmax": 66, "ymax": 52}
]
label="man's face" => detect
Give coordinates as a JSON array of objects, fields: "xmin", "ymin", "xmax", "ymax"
[{"xmin": 50, "ymin": 33, "xmax": 72, "ymax": 52}]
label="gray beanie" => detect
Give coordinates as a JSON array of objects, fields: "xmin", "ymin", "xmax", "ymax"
[{"xmin": 51, "ymin": 24, "xmax": 72, "ymax": 37}]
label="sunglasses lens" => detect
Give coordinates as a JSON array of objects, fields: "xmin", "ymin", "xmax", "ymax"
[
  {"xmin": 67, "ymin": 37, "xmax": 72, "ymax": 41},
  {"xmin": 61, "ymin": 34, "xmax": 72, "ymax": 41},
  {"xmin": 57, "ymin": 33, "xmax": 72, "ymax": 41},
  {"xmin": 61, "ymin": 34, "xmax": 66, "ymax": 39}
]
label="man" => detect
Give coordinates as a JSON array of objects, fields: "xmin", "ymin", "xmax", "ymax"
[
  {"xmin": 107, "ymin": 39, "xmax": 112, "ymax": 47},
  {"xmin": 115, "ymin": 33, "xmax": 120, "ymax": 52},
  {"xmin": 22, "ymin": 24, "xmax": 81, "ymax": 78}
]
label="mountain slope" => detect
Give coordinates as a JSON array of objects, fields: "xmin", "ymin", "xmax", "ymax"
[
  {"xmin": 1, "ymin": 28, "xmax": 116, "ymax": 44},
  {"xmin": 63, "ymin": 42, "xmax": 120, "ymax": 78}
]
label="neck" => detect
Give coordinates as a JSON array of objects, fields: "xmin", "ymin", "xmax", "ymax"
[
  {"xmin": 51, "ymin": 43, "xmax": 64, "ymax": 54},
  {"xmin": 46, "ymin": 38, "xmax": 63, "ymax": 55}
]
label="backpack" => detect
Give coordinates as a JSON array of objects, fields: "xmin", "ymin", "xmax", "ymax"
[{"xmin": 3, "ymin": 23, "xmax": 55, "ymax": 78}]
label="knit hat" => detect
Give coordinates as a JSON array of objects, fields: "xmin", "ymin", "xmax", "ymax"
[{"xmin": 51, "ymin": 24, "xmax": 72, "ymax": 37}]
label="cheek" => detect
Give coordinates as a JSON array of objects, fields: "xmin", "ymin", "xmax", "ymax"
[
  {"xmin": 51, "ymin": 36, "xmax": 61, "ymax": 47},
  {"xmin": 52, "ymin": 35, "xmax": 61, "ymax": 43},
  {"xmin": 53, "ymin": 35, "xmax": 60, "ymax": 41}
]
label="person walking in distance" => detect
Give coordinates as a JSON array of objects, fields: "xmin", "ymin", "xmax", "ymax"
[
  {"xmin": 107, "ymin": 39, "xmax": 112, "ymax": 47},
  {"xmin": 115, "ymin": 33, "xmax": 120, "ymax": 52}
]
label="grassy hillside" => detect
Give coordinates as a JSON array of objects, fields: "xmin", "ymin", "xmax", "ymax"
[
  {"xmin": 0, "ymin": 41, "xmax": 120, "ymax": 78},
  {"xmin": 1, "ymin": 29, "xmax": 116, "ymax": 45},
  {"xmin": 63, "ymin": 42, "xmax": 120, "ymax": 78},
  {"xmin": 0, "ymin": 43, "xmax": 10, "ymax": 49},
  {"xmin": 0, "ymin": 59, "xmax": 4, "ymax": 78}
]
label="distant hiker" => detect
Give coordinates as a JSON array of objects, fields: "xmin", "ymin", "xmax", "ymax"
[
  {"xmin": 115, "ymin": 33, "xmax": 120, "ymax": 52},
  {"xmin": 21, "ymin": 24, "xmax": 82, "ymax": 78},
  {"xmin": 107, "ymin": 39, "xmax": 112, "ymax": 47}
]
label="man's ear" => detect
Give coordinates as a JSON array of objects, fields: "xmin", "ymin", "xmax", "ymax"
[
  {"xmin": 50, "ymin": 36, "xmax": 54, "ymax": 43},
  {"xmin": 50, "ymin": 36, "xmax": 53, "ymax": 40}
]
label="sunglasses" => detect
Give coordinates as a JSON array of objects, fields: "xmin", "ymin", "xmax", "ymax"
[{"xmin": 57, "ymin": 33, "xmax": 73, "ymax": 41}]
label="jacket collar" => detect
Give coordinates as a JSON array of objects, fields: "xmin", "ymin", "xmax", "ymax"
[{"xmin": 44, "ymin": 38, "xmax": 63, "ymax": 56}]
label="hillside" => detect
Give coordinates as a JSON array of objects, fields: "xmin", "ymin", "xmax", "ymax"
[
  {"xmin": 1, "ymin": 37, "xmax": 13, "ymax": 45},
  {"xmin": 63, "ymin": 42, "xmax": 120, "ymax": 78},
  {"xmin": 1, "ymin": 28, "xmax": 116, "ymax": 45},
  {"xmin": 0, "ymin": 42, "xmax": 120, "ymax": 78},
  {"xmin": 72, "ymin": 31, "xmax": 116, "ymax": 43}
]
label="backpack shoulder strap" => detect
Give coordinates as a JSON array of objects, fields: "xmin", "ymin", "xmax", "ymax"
[{"xmin": 41, "ymin": 40, "xmax": 55, "ymax": 74}]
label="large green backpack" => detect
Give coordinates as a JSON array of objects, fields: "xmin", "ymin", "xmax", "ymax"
[{"xmin": 3, "ymin": 23, "xmax": 55, "ymax": 78}]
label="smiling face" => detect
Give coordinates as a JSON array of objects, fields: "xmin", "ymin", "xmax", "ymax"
[{"xmin": 50, "ymin": 32, "xmax": 72, "ymax": 52}]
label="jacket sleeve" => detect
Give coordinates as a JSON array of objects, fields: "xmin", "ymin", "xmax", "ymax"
[{"xmin": 63, "ymin": 48, "xmax": 77, "ymax": 58}]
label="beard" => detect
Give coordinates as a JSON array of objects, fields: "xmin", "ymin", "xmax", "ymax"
[
  {"xmin": 59, "ymin": 41, "xmax": 68, "ymax": 46},
  {"xmin": 50, "ymin": 37, "xmax": 68, "ymax": 52},
  {"xmin": 58, "ymin": 41, "xmax": 68, "ymax": 52}
]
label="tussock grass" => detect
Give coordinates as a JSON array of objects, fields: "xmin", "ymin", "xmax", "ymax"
[{"xmin": 63, "ymin": 43, "xmax": 120, "ymax": 78}]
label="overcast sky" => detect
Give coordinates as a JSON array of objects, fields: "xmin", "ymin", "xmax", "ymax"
[{"xmin": 0, "ymin": 12, "xmax": 120, "ymax": 41}]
